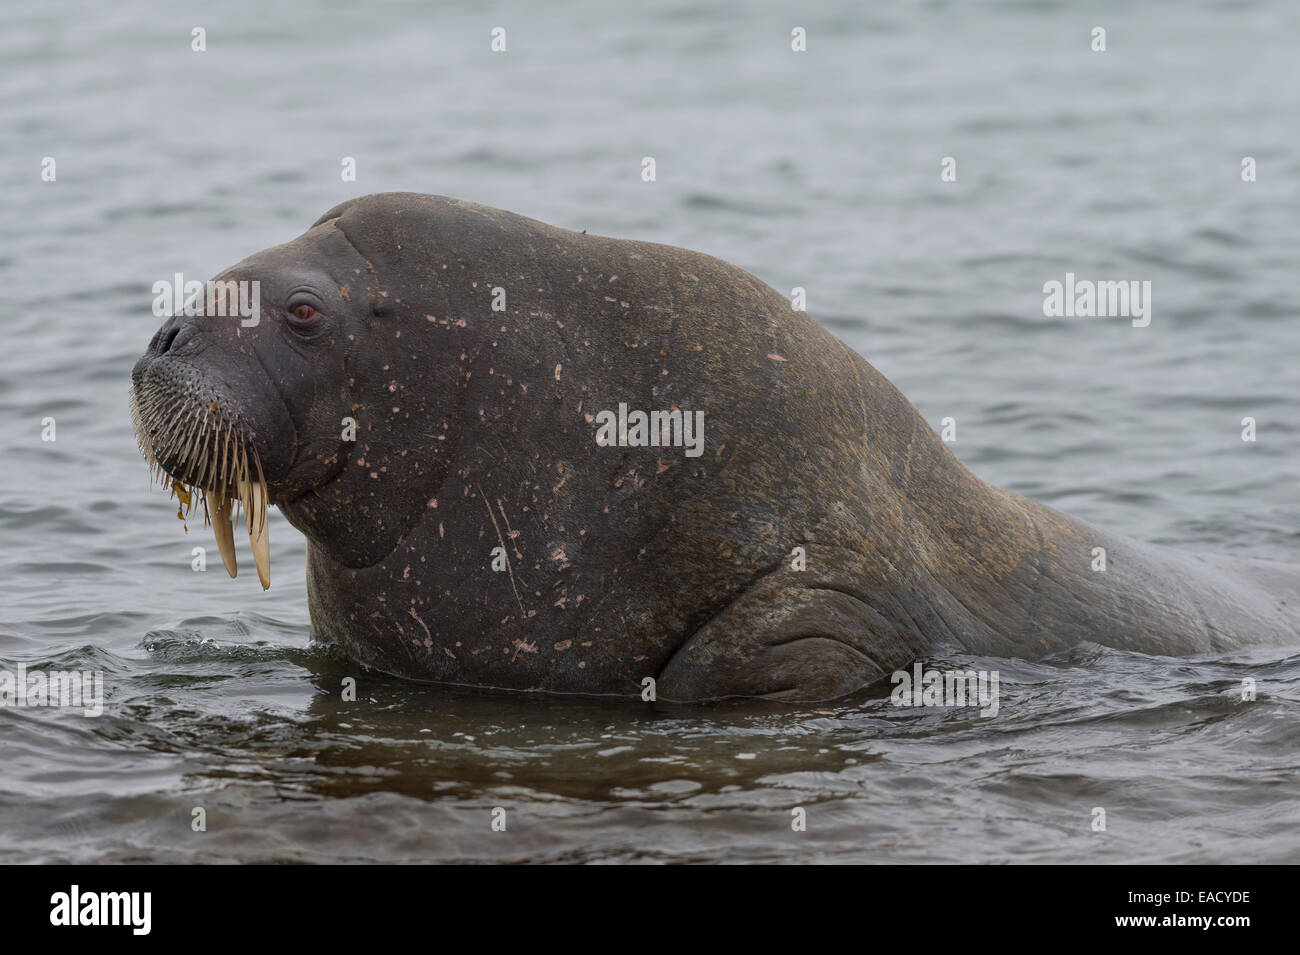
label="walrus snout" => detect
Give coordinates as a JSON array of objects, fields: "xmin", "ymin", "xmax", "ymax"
[
  {"xmin": 130, "ymin": 362, "xmax": 245, "ymax": 485},
  {"xmin": 130, "ymin": 327, "xmax": 275, "ymax": 589}
]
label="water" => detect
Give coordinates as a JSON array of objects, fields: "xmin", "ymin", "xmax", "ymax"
[{"xmin": 1, "ymin": 0, "xmax": 1298, "ymax": 863}]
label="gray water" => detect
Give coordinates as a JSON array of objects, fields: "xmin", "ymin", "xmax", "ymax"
[{"xmin": 1, "ymin": 0, "xmax": 1298, "ymax": 863}]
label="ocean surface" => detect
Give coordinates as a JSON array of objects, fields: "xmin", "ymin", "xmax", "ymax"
[{"xmin": 1, "ymin": 0, "xmax": 1297, "ymax": 863}]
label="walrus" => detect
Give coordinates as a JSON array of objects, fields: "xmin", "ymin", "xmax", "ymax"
[{"xmin": 129, "ymin": 193, "xmax": 1300, "ymax": 701}]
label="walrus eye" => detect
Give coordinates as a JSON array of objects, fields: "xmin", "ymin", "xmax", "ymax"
[
  {"xmin": 285, "ymin": 291, "xmax": 326, "ymax": 337},
  {"xmin": 285, "ymin": 300, "xmax": 325, "ymax": 335}
]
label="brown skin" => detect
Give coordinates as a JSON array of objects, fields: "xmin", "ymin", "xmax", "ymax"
[{"xmin": 133, "ymin": 193, "xmax": 1300, "ymax": 701}]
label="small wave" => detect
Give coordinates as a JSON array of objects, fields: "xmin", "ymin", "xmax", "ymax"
[{"xmin": 680, "ymin": 193, "xmax": 804, "ymax": 217}]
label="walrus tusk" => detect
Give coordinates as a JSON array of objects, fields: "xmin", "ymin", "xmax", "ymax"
[
  {"xmin": 210, "ymin": 489, "xmax": 238, "ymax": 578},
  {"xmin": 240, "ymin": 478, "xmax": 270, "ymax": 590}
]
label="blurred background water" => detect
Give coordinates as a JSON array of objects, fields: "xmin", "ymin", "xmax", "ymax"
[{"xmin": 0, "ymin": 0, "xmax": 1297, "ymax": 863}]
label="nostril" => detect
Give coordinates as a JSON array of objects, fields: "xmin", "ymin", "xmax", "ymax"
[
  {"xmin": 158, "ymin": 325, "xmax": 181, "ymax": 353},
  {"xmin": 148, "ymin": 317, "xmax": 184, "ymax": 355},
  {"xmin": 146, "ymin": 316, "xmax": 207, "ymax": 358}
]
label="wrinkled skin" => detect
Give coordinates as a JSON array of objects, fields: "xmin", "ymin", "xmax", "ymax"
[{"xmin": 131, "ymin": 193, "xmax": 1300, "ymax": 701}]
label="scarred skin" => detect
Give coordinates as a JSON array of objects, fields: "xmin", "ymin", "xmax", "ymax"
[{"xmin": 132, "ymin": 193, "xmax": 1300, "ymax": 701}]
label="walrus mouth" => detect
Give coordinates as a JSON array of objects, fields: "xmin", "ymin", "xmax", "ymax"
[{"xmin": 128, "ymin": 386, "xmax": 271, "ymax": 589}]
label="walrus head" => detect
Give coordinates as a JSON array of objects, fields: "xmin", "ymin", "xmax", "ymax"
[{"xmin": 130, "ymin": 205, "xmax": 426, "ymax": 588}]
